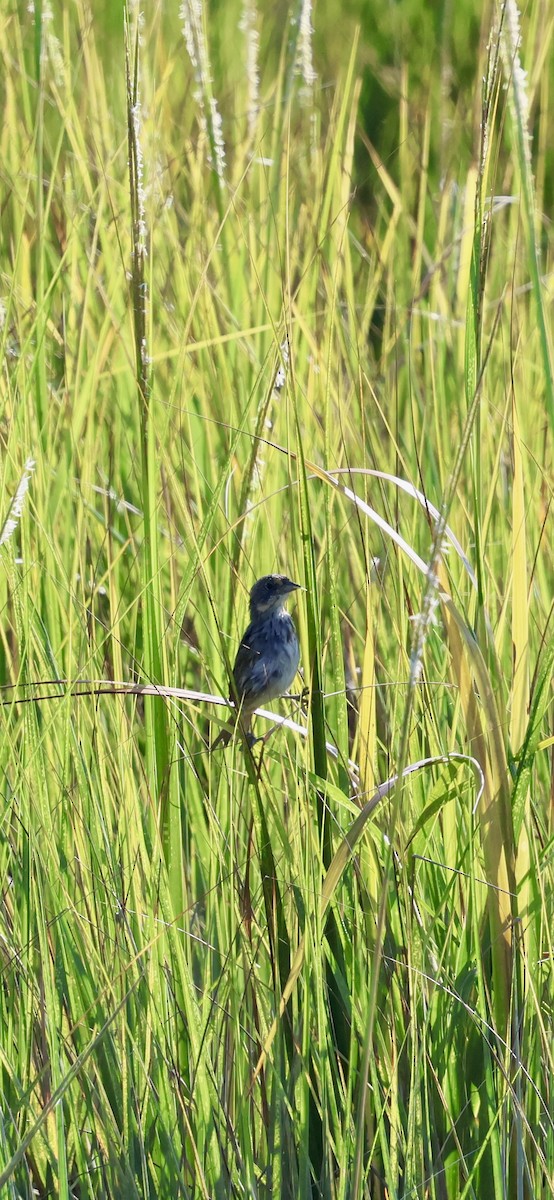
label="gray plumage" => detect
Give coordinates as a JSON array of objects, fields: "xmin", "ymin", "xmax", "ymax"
[{"xmin": 212, "ymin": 574, "xmax": 300, "ymax": 748}]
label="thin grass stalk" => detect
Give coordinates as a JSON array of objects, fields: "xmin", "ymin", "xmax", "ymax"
[
  {"xmin": 293, "ymin": 368, "xmax": 353, "ymax": 1189},
  {"xmin": 124, "ymin": 5, "xmax": 171, "ymax": 845},
  {"xmin": 242, "ymin": 745, "xmax": 294, "ymax": 1067},
  {"xmin": 179, "ymin": 0, "xmax": 226, "ymax": 203},
  {"xmin": 466, "ymin": 22, "xmax": 500, "ymax": 639},
  {"xmin": 499, "ymin": 0, "xmax": 554, "ymax": 430},
  {"xmin": 32, "ymin": 2, "xmax": 47, "ymax": 445},
  {"xmin": 510, "ymin": 392, "xmax": 531, "ymax": 951},
  {"xmin": 178, "ymin": 0, "xmax": 234, "ymax": 305},
  {"xmin": 229, "ymin": 334, "xmax": 290, "ymax": 609},
  {"xmin": 323, "ymin": 266, "xmax": 350, "ymax": 789}
]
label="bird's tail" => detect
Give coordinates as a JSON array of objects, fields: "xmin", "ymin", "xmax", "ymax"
[
  {"xmin": 210, "ymin": 711, "xmax": 252, "ymax": 751},
  {"xmin": 210, "ymin": 724, "xmax": 233, "ymax": 750}
]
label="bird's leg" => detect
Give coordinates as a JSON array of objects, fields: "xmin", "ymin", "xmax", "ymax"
[
  {"xmin": 210, "ymin": 706, "xmax": 252, "ymax": 752},
  {"xmin": 236, "ymin": 711, "xmax": 258, "ymax": 751}
]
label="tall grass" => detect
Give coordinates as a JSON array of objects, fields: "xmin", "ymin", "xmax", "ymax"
[{"xmin": 0, "ymin": 0, "xmax": 553, "ymax": 1196}]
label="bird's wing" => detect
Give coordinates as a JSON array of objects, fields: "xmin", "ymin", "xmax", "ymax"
[{"xmin": 231, "ymin": 626, "xmax": 269, "ymax": 706}]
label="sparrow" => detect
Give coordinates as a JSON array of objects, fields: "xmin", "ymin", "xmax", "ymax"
[{"xmin": 212, "ymin": 574, "xmax": 301, "ymax": 749}]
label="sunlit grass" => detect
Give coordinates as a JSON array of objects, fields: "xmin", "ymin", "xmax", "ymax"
[{"xmin": 0, "ymin": 0, "xmax": 553, "ymax": 1196}]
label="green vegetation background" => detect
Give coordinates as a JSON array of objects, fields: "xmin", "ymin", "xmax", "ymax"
[{"xmin": 0, "ymin": 0, "xmax": 553, "ymax": 1197}]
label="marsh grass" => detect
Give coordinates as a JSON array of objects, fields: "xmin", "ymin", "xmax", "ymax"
[{"xmin": 0, "ymin": 0, "xmax": 553, "ymax": 1196}]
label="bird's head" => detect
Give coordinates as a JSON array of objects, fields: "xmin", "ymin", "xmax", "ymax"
[{"xmin": 249, "ymin": 574, "xmax": 300, "ymax": 619}]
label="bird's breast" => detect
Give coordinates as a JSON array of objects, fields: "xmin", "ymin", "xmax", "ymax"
[{"xmin": 234, "ymin": 611, "xmax": 299, "ymax": 704}]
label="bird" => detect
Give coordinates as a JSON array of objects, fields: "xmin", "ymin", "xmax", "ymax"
[{"xmin": 211, "ymin": 574, "xmax": 301, "ymax": 749}]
